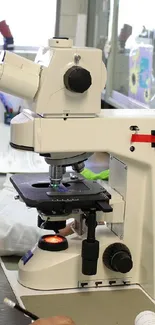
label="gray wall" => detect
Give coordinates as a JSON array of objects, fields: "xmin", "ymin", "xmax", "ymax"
[{"xmin": 56, "ymin": 0, "xmax": 88, "ymax": 45}]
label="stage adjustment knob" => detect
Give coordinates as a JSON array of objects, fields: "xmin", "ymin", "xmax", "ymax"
[
  {"xmin": 64, "ymin": 66, "xmax": 92, "ymax": 93},
  {"xmin": 103, "ymin": 243, "xmax": 133, "ymax": 274}
]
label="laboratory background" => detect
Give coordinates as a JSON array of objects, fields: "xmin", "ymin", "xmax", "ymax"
[
  {"xmin": 1, "ymin": 0, "xmax": 155, "ymax": 115},
  {"xmin": 0, "ymin": 1, "xmax": 154, "ymax": 325}
]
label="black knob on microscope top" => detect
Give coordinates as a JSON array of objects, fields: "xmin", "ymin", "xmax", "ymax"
[
  {"xmin": 64, "ymin": 66, "xmax": 92, "ymax": 93},
  {"xmin": 103, "ymin": 243, "xmax": 133, "ymax": 274}
]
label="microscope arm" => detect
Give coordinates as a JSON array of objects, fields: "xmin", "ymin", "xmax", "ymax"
[
  {"xmin": 25, "ymin": 109, "xmax": 155, "ymax": 159},
  {"xmin": 10, "ymin": 109, "xmax": 154, "ymax": 157}
]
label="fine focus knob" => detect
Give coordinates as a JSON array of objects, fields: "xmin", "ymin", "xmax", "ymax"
[
  {"xmin": 103, "ymin": 243, "xmax": 133, "ymax": 274},
  {"xmin": 64, "ymin": 66, "xmax": 92, "ymax": 93}
]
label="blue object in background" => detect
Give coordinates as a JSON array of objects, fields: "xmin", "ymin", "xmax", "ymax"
[
  {"xmin": 0, "ymin": 92, "xmax": 16, "ymax": 125},
  {"xmin": 0, "ymin": 93, "xmax": 13, "ymax": 112},
  {"xmin": 4, "ymin": 112, "xmax": 17, "ymax": 125},
  {"xmin": 139, "ymin": 58, "xmax": 149, "ymax": 88}
]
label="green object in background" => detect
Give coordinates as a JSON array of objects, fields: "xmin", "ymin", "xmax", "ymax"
[
  {"xmin": 81, "ymin": 168, "xmax": 109, "ymax": 181},
  {"xmin": 4, "ymin": 112, "xmax": 18, "ymax": 125}
]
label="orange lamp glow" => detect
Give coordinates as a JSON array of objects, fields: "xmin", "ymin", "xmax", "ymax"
[{"xmin": 43, "ymin": 235, "xmax": 64, "ymax": 244}]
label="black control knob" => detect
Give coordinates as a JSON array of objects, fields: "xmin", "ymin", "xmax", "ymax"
[
  {"xmin": 64, "ymin": 66, "xmax": 92, "ymax": 93},
  {"xmin": 103, "ymin": 243, "xmax": 133, "ymax": 274}
]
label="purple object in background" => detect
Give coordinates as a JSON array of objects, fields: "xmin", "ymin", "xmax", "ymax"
[
  {"xmin": 129, "ymin": 45, "xmax": 153, "ymax": 105},
  {"xmin": 0, "ymin": 92, "xmax": 13, "ymax": 113}
]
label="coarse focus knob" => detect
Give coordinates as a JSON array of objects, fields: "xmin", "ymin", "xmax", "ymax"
[
  {"xmin": 103, "ymin": 243, "xmax": 133, "ymax": 274},
  {"xmin": 64, "ymin": 66, "xmax": 92, "ymax": 93}
]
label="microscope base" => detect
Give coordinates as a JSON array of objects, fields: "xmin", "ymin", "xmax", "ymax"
[
  {"xmin": 17, "ymin": 226, "xmax": 133, "ymax": 291},
  {"xmin": 1, "ymin": 256, "xmax": 155, "ymax": 324},
  {"xmin": 1, "ymin": 256, "xmax": 155, "ymax": 325}
]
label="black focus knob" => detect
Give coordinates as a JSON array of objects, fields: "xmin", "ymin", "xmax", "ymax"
[
  {"xmin": 64, "ymin": 66, "xmax": 92, "ymax": 93},
  {"xmin": 103, "ymin": 243, "xmax": 133, "ymax": 274}
]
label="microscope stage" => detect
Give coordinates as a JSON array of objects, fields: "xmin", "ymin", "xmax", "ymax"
[{"xmin": 10, "ymin": 173, "xmax": 111, "ymax": 213}]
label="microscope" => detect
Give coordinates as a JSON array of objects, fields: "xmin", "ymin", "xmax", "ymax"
[{"xmin": 0, "ymin": 38, "xmax": 155, "ymax": 322}]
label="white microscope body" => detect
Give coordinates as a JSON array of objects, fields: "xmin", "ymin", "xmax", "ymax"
[
  {"xmin": 0, "ymin": 37, "xmax": 106, "ymax": 152},
  {"xmin": 0, "ymin": 38, "xmax": 155, "ymax": 306}
]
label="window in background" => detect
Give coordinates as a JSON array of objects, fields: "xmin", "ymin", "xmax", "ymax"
[
  {"xmin": 91, "ymin": 0, "xmax": 111, "ymax": 64},
  {"xmin": 0, "ymin": 0, "xmax": 57, "ymax": 49},
  {"xmin": 107, "ymin": 0, "xmax": 114, "ymax": 42},
  {"xmin": 112, "ymin": 0, "xmax": 155, "ymax": 108}
]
